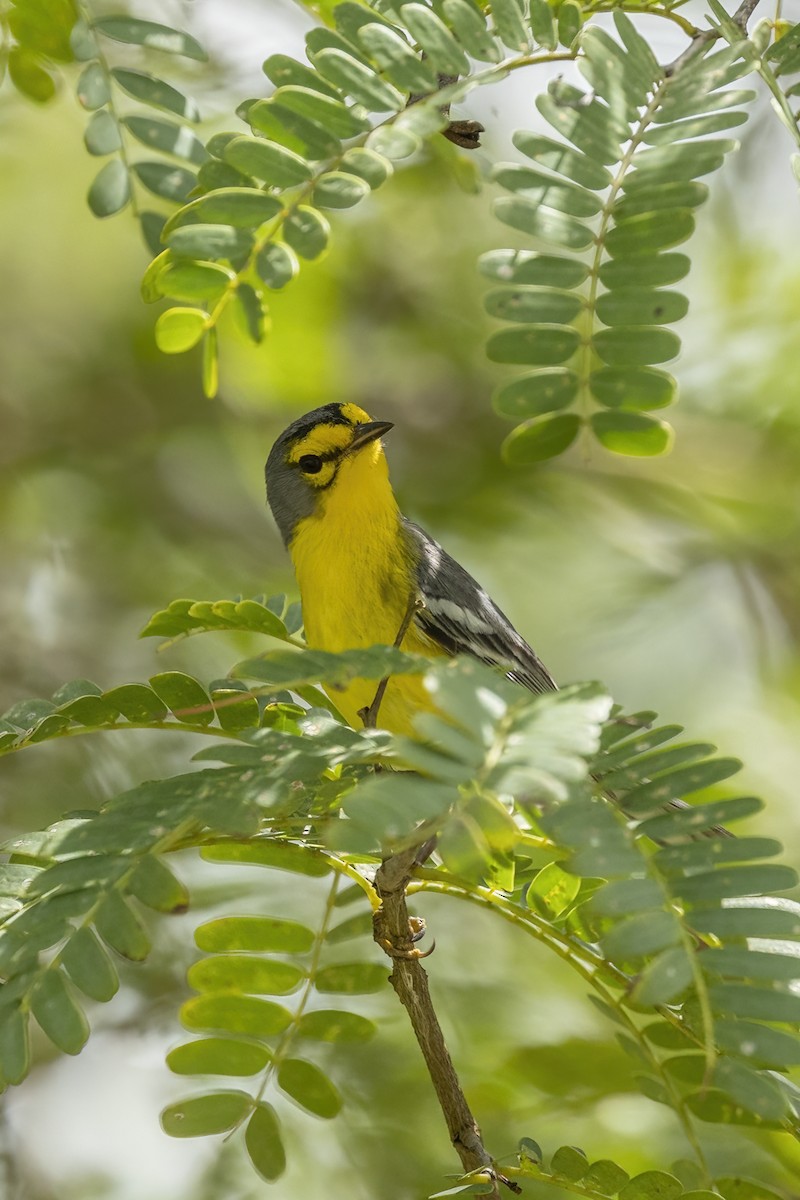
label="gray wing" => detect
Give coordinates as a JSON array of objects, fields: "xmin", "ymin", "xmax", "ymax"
[{"xmin": 402, "ymin": 519, "xmax": 557, "ymax": 696}]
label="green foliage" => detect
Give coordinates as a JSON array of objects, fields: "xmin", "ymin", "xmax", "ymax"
[
  {"xmin": 4, "ymin": 1, "xmax": 800, "ymax": 1195},
  {"xmin": 63, "ymin": 7, "xmax": 207, "ymax": 250},
  {"xmin": 3, "ymin": 618, "xmax": 800, "ymax": 1188},
  {"xmin": 487, "ymin": 17, "xmax": 753, "ymax": 461}
]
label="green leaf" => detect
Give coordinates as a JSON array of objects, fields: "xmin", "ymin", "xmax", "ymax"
[
  {"xmin": 479, "ymin": 250, "xmax": 589, "ymax": 288},
  {"xmin": 157, "ymin": 261, "xmax": 233, "ymax": 304},
  {"xmin": 677, "ymin": 864, "xmax": 798, "ymax": 904},
  {"xmin": 599, "ymin": 254, "xmax": 690, "ymax": 290},
  {"xmin": 537, "ymin": 92, "xmax": 622, "ymax": 165},
  {"xmin": 283, "ymin": 205, "xmax": 330, "ymax": 260},
  {"xmin": 606, "ymin": 211, "xmax": 695, "ymax": 257},
  {"xmin": 557, "ymin": 0, "xmax": 582, "ymax": 49},
  {"xmin": 197, "ymin": 160, "xmax": 253, "ymax": 191},
  {"xmin": 602, "ymin": 911, "xmax": 681, "ymax": 960},
  {"xmin": 491, "ymin": 0, "xmax": 529, "ymax": 51},
  {"xmin": 341, "ymin": 147, "xmax": 392, "ymax": 189},
  {"xmin": 631, "ymin": 140, "xmax": 737, "ymax": 182},
  {"xmin": 528, "ymin": 863, "xmax": 581, "ymax": 918},
  {"xmin": 8, "ymin": 47, "xmax": 56, "ymax": 103},
  {"xmin": 202, "ymin": 329, "xmax": 218, "ymax": 399},
  {"xmin": 590, "ymin": 367, "xmax": 676, "ymax": 410},
  {"xmin": 314, "ymin": 171, "xmax": 370, "ymax": 209},
  {"xmin": 134, "ymin": 162, "xmax": 196, "ymax": 204},
  {"xmin": 148, "ymin": 671, "xmax": 214, "ymax": 723},
  {"xmin": 95, "ymin": 891, "xmax": 151, "ymax": 960},
  {"xmin": 313, "ymin": 47, "xmax": 403, "ymax": 111},
  {"xmin": 654, "ymin": 836, "xmax": 782, "ymax": 874},
  {"xmin": 442, "ymin": 0, "xmax": 501, "ymax": 62},
  {"xmin": 358, "ymin": 22, "xmax": 438, "ymax": 91},
  {"xmin": 77, "ymin": 62, "xmax": 110, "ymax": 110},
  {"xmin": 87, "ymin": 159, "xmax": 130, "ymax": 218},
  {"xmin": 619, "ymin": 1172, "xmax": 682, "ymax": 1200},
  {"xmin": 123, "ymin": 116, "xmax": 208, "ymax": 164},
  {"xmin": 161, "ymin": 1090, "xmax": 252, "ymax": 1137},
  {"xmin": 250, "ymin": 98, "xmax": 342, "ymax": 159},
  {"xmin": 551, "ymin": 1145, "xmax": 589, "ymax": 1180},
  {"xmin": 528, "ymin": 0, "xmax": 556, "ymax": 49},
  {"xmin": 593, "ymin": 328, "xmax": 680, "ymax": 367},
  {"xmin": 165, "ymin": 188, "xmax": 282, "ymax": 233},
  {"xmin": 713, "ymin": 1058, "xmax": 790, "ymax": 1122},
  {"xmin": 494, "ymin": 196, "xmax": 594, "ymax": 250},
  {"xmin": 166, "ymin": 223, "xmax": 254, "ymax": 260},
  {"xmin": 487, "ymin": 325, "xmax": 581, "ymax": 365},
  {"xmin": 246, "ymin": 1103, "xmax": 286, "ymax": 1181},
  {"xmin": 326, "ymin": 911, "xmax": 374, "ymax": 942},
  {"xmin": 202, "ymin": 841, "xmax": 331, "ymax": 876},
  {"xmin": 613, "ymin": 181, "xmax": 709, "ymax": 221},
  {"xmin": 637, "ymin": 795, "xmax": 762, "ymax": 842},
  {"xmin": 103, "ymin": 683, "xmax": 169, "ymax": 722},
  {"xmin": 155, "ymin": 308, "xmax": 207, "ymax": 354},
  {"xmin": 493, "ymin": 368, "xmax": 579, "ymax": 418},
  {"xmin": 592, "ymin": 878, "xmax": 661, "ymax": 916},
  {"xmin": 714, "ymin": 1181, "xmax": 785, "ymax": 1200},
  {"xmin": 714, "ymin": 1019, "xmax": 800, "ymax": 1067},
  {"xmin": 273, "ymin": 84, "xmax": 371, "ymax": 138},
  {"xmin": 233, "ymin": 284, "xmax": 268, "ymax": 345},
  {"xmin": 223, "ymin": 136, "xmax": 312, "ymax": 187},
  {"xmin": 493, "ymin": 163, "xmax": 602, "ymax": 218},
  {"xmin": 485, "ymin": 287, "xmax": 584, "ymax": 325},
  {"xmin": 232, "ymin": 644, "xmax": 426, "ymax": 689},
  {"xmin": 296, "ymin": 1010, "xmax": 377, "ymax": 1043},
  {"xmin": 129, "ymin": 855, "xmax": 189, "ymax": 913},
  {"xmin": 277, "ymin": 1057, "xmax": 342, "ymax": 1118},
  {"xmin": 501, "ymin": 413, "xmax": 581, "ymax": 464},
  {"xmin": 631, "ymin": 946, "xmax": 693, "ymax": 1006},
  {"xmin": 0, "ymin": 1008, "xmax": 30, "ymax": 1084},
  {"xmin": 256, "ymin": 242, "xmax": 299, "ymax": 290},
  {"xmin": 111, "ymin": 68, "xmax": 199, "ymax": 121},
  {"xmin": 709, "ymin": 983, "xmax": 800, "ymax": 1023},
  {"xmin": 366, "ymin": 124, "xmax": 421, "ymax": 160},
  {"xmin": 167, "ymin": 1037, "xmax": 271, "ymax": 1076},
  {"xmin": 690, "ymin": 899, "xmax": 800, "ymax": 940},
  {"xmin": 591, "ymin": 411, "xmax": 674, "ymax": 457},
  {"xmin": 188, "ymin": 956, "xmax": 304, "ymax": 996},
  {"xmin": 84, "ymin": 109, "xmax": 121, "ymax": 156},
  {"xmin": 181, "ymin": 994, "xmax": 293, "ymax": 1036},
  {"xmin": 315, "ymin": 962, "xmax": 387, "ymax": 993},
  {"xmin": 400, "ymin": 4, "xmax": 470, "ymax": 73},
  {"xmin": 93, "ymin": 17, "xmax": 207, "ymax": 61},
  {"xmin": 30, "ymin": 970, "xmax": 89, "ymax": 1054},
  {"xmin": 61, "ymin": 927, "xmax": 119, "ymax": 1001},
  {"xmin": 584, "ymin": 1159, "xmax": 631, "ymax": 1193},
  {"xmin": 596, "ymin": 289, "xmax": 688, "ymax": 328},
  {"xmin": 195, "ymin": 915, "xmax": 315, "ymax": 954},
  {"xmin": 512, "ymin": 133, "xmax": 613, "ymax": 191},
  {"xmin": 263, "ymin": 53, "xmax": 341, "ymax": 100}
]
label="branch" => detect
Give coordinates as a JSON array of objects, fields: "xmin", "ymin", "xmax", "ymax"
[
  {"xmin": 665, "ymin": 0, "xmax": 764, "ymax": 75},
  {"xmin": 373, "ymin": 848, "xmax": 521, "ymax": 1199}
]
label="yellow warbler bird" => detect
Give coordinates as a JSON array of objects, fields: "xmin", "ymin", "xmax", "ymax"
[{"xmin": 265, "ymin": 402, "xmax": 555, "ymax": 734}]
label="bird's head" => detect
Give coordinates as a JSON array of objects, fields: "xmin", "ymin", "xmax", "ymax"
[{"xmin": 265, "ymin": 402, "xmax": 394, "ymax": 546}]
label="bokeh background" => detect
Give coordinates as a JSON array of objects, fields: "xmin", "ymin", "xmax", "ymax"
[{"xmin": 2, "ymin": 0, "xmax": 800, "ymax": 1196}]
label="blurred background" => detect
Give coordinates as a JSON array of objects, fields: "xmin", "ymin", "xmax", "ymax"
[{"xmin": 2, "ymin": 0, "xmax": 800, "ymax": 1196}]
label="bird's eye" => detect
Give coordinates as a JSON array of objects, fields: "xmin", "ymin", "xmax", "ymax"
[{"xmin": 298, "ymin": 454, "xmax": 323, "ymax": 474}]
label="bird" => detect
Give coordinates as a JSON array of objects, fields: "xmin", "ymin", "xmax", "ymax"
[{"xmin": 265, "ymin": 401, "xmax": 556, "ymax": 737}]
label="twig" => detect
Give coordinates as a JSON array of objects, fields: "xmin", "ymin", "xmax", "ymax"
[
  {"xmin": 665, "ymin": 0, "xmax": 764, "ymax": 74},
  {"xmin": 373, "ymin": 848, "xmax": 521, "ymax": 1198},
  {"xmin": 358, "ymin": 593, "xmax": 425, "ymax": 730}
]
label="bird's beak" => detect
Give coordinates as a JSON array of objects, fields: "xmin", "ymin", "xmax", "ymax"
[{"xmin": 349, "ymin": 420, "xmax": 394, "ymax": 451}]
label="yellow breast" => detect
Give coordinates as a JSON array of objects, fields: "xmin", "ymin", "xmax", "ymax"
[{"xmin": 289, "ymin": 442, "xmax": 446, "ymax": 735}]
